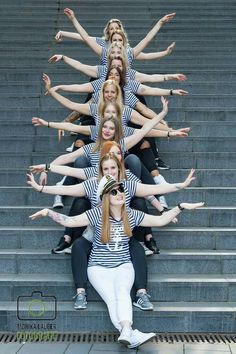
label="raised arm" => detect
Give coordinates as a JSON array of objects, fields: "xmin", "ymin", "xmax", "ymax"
[
  {"xmin": 135, "ymin": 41, "xmax": 176, "ymax": 61},
  {"xmin": 48, "ymin": 54, "xmax": 98, "ymax": 78},
  {"xmin": 64, "ymin": 8, "xmax": 102, "ymax": 56},
  {"xmin": 139, "ymin": 202, "xmax": 204, "ymax": 227},
  {"xmin": 43, "ymin": 73, "xmax": 90, "ymax": 115},
  {"xmin": 132, "ymin": 13, "xmax": 176, "ymax": 58},
  {"xmin": 135, "ymin": 169, "xmax": 196, "ymax": 197},
  {"xmin": 55, "ymin": 30, "xmax": 84, "ymax": 42},
  {"xmin": 51, "ymin": 83, "xmax": 94, "ymax": 94},
  {"xmin": 124, "ymin": 97, "xmax": 168, "ymax": 150},
  {"xmin": 29, "ymin": 208, "xmax": 90, "ymax": 228}
]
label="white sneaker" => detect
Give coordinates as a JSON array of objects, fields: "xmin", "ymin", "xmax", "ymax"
[
  {"xmin": 158, "ymin": 195, "xmax": 168, "ymax": 209},
  {"xmin": 127, "ymin": 329, "xmax": 156, "ymax": 349},
  {"xmin": 117, "ymin": 327, "xmax": 132, "ymax": 345},
  {"xmin": 52, "ymin": 195, "xmax": 64, "ymax": 209},
  {"xmin": 66, "ymin": 143, "xmax": 74, "ymax": 152},
  {"xmin": 139, "ymin": 242, "xmax": 154, "ymax": 256}
]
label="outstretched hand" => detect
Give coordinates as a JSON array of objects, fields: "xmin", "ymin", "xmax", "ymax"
[
  {"xmin": 183, "ymin": 169, "xmax": 196, "ymax": 187},
  {"xmin": 180, "ymin": 202, "xmax": 204, "ymax": 210},
  {"xmin": 64, "ymin": 8, "xmax": 75, "ymax": 20},
  {"xmin": 166, "ymin": 41, "xmax": 176, "ymax": 54},
  {"xmin": 173, "ymin": 89, "xmax": 188, "ymax": 96},
  {"xmin": 55, "ymin": 31, "xmax": 63, "ymax": 42},
  {"xmin": 29, "ymin": 208, "xmax": 49, "ymax": 220},
  {"xmin": 159, "ymin": 13, "xmax": 176, "ymax": 25},
  {"xmin": 29, "ymin": 164, "xmax": 46, "ymax": 174},
  {"xmin": 42, "ymin": 73, "xmax": 52, "ymax": 93},
  {"xmin": 161, "ymin": 96, "xmax": 169, "ymax": 114},
  {"xmin": 170, "ymin": 128, "xmax": 190, "ymax": 137},
  {"xmin": 32, "ymin": 117, "xmax": 48, "ymax": 127},
  {"xmin": 26, "ymin": 173, "xmax": 41, "ymax": 191},
  {"xmin": 48, "ymin": 54, "xmax": 63, "ymax": 63}
]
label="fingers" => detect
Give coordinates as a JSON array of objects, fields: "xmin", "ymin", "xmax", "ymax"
[{"xmin": 178, "ymin": 74, "xmax": 187, "ymax": 81}]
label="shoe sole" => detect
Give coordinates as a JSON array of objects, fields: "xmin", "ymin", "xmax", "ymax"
[
  {"xmin": 127, "ymin": 333, "xmax": 156, "ymax": 349},
  {"xmin": 52, "ymin": 204, "xmax": 64, "ymax": 209},
  {"xmin": 74, "ymin": 306, "xmax": 87, "ymax": 310},
  {"xmin": 157, "ymin": 166, "xmax": 170, "ymax": 170},
  {"xmin": 118, "ymin": 338, "xmax": 131, "ymax": 345},
  {"xmin": 145, "ymin": 251, "xmax": 154, "ymax": 256},
  {"xmin": 133, "ymin": 302, "xmax": 154, "ymax": 311}
]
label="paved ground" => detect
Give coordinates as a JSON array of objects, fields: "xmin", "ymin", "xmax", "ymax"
[{"xmin": 1, "ymin": 342, "xmax": 236, "ymax": 354}]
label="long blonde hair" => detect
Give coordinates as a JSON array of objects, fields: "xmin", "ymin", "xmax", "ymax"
[
  {"xmin": 101, "ymin": 192, "xmax": 132, "ymax": 244},
  {"xmin": 107, "ymin": 42, "xmax": 129, "ymax": 67},
  {"xmin": 92, "ymin": 116, "xmax": 123, "ymax": 153},
  {"xmin": 98, "ymin": 152, "xmax": 126, "ymax": 181},
  {"xmin": 98, "ymin": 80, "xmax": 123, "ymax": 115},
  {"xmin": 103, "ymin": 18, "xmax": 128, "ymax": 43},
  {"xmin": 110, "ymin": 29, "xmax": 128, "ymax": 47}
]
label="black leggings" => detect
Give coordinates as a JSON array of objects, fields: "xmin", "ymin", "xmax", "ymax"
[{"xmin": 71, "ymin": 235, "xmax": 147, "ymax": 291}]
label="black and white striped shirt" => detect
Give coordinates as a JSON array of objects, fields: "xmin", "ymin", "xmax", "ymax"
[{"xmin": 86, "ymin": 207, "xmax": 145, "ymax": 268}]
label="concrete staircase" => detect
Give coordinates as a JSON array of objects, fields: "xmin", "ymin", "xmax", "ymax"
[{"xmin": 0, "ymin": 0, "xmax": 236, "ymax": 333}]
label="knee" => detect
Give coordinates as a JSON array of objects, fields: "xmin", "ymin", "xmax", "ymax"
[
  {"xmin": 74, "ymin": 140, "xmax": 85, "ymax": 148},
  {"xmin": 74, "ymin": 155, "xmax": 90, "ymax": 168},
  {"xmin": 140, "ymin": 140, "xmax": 150, "ymax": 149}
]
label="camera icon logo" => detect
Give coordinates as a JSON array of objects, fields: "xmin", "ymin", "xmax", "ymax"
[{"xmin": 17, "ymin": 291, "xmax": 57, "ymax": 320}]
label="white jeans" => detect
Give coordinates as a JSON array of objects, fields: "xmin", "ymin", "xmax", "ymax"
[{"xmin": 87, "ymin": 262, "xmax": 134, "ymax": 332}]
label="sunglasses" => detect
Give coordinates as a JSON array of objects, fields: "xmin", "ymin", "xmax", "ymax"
[{"xmin": 109, "ymin": 185, "xmax": 124, "ymax": 196}]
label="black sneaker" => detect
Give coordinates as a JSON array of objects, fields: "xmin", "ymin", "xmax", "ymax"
[
  {"xmin": 51, "ymin": 237, "xmax": 71, "ymax": 254},
  {"xmin": 144, "ymin": 238, "xmax": 160, "ymax": 254},
  {"xmin": 73, "ymin": 291, "xmax": 87, "ymax": 310},
  {"xmin": 156, "ymin": 158, "xmax": 170, "ymax": 170}
]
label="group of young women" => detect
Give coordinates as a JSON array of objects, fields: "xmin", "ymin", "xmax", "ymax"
[{"xmin": 28, "ymin": 9, "xmax": 204, "ymax": 348}]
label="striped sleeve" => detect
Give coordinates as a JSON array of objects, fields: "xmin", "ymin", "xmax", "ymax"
[
  {"xmin": 97, "ymin": 65, "xmax": 107, "ymax": 79},
  {"xmin": 127, "ymin": 68, "xmax": 136, "ymax": 81},
  {"xmin": 125, "ymin": 80, "xmax": 140, "ymax": 94},
  {"xmin": 122, "ymin": 106, "xmax": 133, "ymax": 124},
  {"xmin": 86, "ymin": 206, "xmax": 102, "ymax": 226},
  {"xmin": 124, "ymin": 91, "xmax": 139, "ymax": 108},
  {"xmin": 91, "ymin": 78, "xmax": 104, "ymax": 93},
  {"xmin": 100, "ymin": 47, "xmax": 108, "ymax": 65},
  {"xmin": 123, "ymin": 126, "xmax": 136, "ymax": 137},
  {"xmin": 84, "ymin": 166, "xmax": 98, "ymax": 179},
  {"xmin": 128, "ymin": 208, "xmax": 145, "ymax": 228},
  {"xmin": 95, "ymin": 37, "xmax": 107, "ymax": 48}
]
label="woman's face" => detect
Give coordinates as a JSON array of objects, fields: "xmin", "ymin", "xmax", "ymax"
[
  {"xmin": 108, "ymin": 22, "xmax": 120, "ymax": 36},
  {"xmin": 103, "ymin": 84, "xmax": 117, "ymax": 102},
  {"xmin": 109, "ymin": 46, "xmax": 122, "ymax": 59},
  {"xmin": 101, "ymin": 120, "xmax": 116, "ymax": 140},
  {"xmin": 108, "ymin": 68, "xmax": 120, "ymax": 84},
  {"xmin": 103, "ymin": 103, "xmax": 118, "ymax": 119},
  {"xmin": 111, "ymin": 33, "xmax": 124, "ymax": 45},
  {"xmin": 111, "ymin": 58, "xmax": 123, "ymax": 71},
  {"xmin": 109, "ymin": 185, "xmax": 125, "ymax": 206},
  {"xmin": 101, "ymin": 159, "xmax": 119, "ymax": 180},
  {"xmin": 109, "ymin": 145, "xmax": 122, "ymax": 161}
]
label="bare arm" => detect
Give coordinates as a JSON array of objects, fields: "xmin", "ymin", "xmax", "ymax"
[
  {"xmin": 135, "ymin": 72, "xmax": 186, "ymax": 84},
  {"xmin": 64, "ymin": 8, "xmax": 102, "ymax": 56},
  {"xmin": 132, "ymin": 13, "xmax": 176, "ymax": 58},
  {"xmin": 135, "ymin": 169, "xmax": 196, "ymax": 197},
  {"xmin": 49, "ymin": 54, "xmax": 98, "ymax": 78},
  {"xmin": 27, "ymin": 173, "xmax": 86, "ymax": 197},
  {"xmin": 124, "ymin": 97, "xmax": 168, "ymax": 150},
  {"xmin": 29, "ymin": 208, "xmax": 90, "ymax": 228},
  {"xmin": 29, "ymin": 164, "xmax": 87, "ymax": 180},
  {"xmin": 43, "ymin": 73, "xmax": 90, "ymax": 114},
  {"xmin": 32, "ymin": 117, "xmax": 92, "ymax": 135},
  {"xmin": 137, "ymin": 83, "xmax": 188, "ymax": 96},
  {"xmin": 55, "ymin": 30, "xmax": 83, "ymax": 42},
  {"xmin": 135, "ymin": 41, "xmax": 176, "ymax": 61},
  {"xmin": 139, "ymin": 202, "xmax": 204, "ymax": 227},
  {"xmin": 52, "ymin": 83, "xmax": 94, "ymax": 94}
]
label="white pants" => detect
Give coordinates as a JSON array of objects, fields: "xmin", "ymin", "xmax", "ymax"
[{"xmin": 87, "ymin": 262, "xmax": 134, "ymax": 332}]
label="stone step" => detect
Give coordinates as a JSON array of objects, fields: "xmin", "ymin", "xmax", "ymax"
[
  {"xmin": 1, "ymin": 226, "xmax": 236, "ymax": 250},
  {"xmin": 0, "ymin": 187, "xmax": 235, "ymax": 207},
  {"xmin": 1, "ymin": 136, "xmax": 236, "ymax": 154},
  {"xmin": 0, "ymin": 151, "xmax": 235, "ymax": 169},
  {"xmin": 1, "ymin": 93, "xmax": 236, "ymax": 109},
  {"xmin": 0, "ymin": 168, "xmax": 235, "ymax": 188},
  {"xmin": 0, "ymin": 107, "xmax": 235, "ymax": 123},
  {"xmin": 1, "ymin": 300, "xmax": 235, "ymax": 332},
  {"xmin": 1, "ymin": 249, "xmax": 236, "ymax": 275},
  {"xmin": 0, "ymin": 273, "xmax": 236, "ymax": 303}
]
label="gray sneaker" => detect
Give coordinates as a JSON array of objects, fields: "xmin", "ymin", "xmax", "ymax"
[
  {"xmin": 133, "ymin": 292, "xmax": 154, "ymax": 311},
  {"xmin": 73, "ymin": 291, "xmax": 87, "ymax": 310}
]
